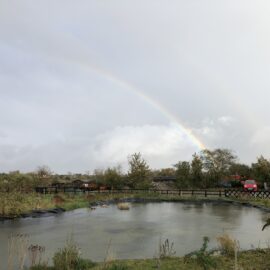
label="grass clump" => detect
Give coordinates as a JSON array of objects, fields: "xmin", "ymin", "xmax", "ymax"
[
  {"xmin": 117, "ymin": 203, "xmax": 130, "ymax": 210},
  {"xmin": 216, "ymin": 233, "xmax": 237, "ymax": 257},
  {"xmin": 53, "ymin": 236, "xmax": 96, "ymax": 270}
]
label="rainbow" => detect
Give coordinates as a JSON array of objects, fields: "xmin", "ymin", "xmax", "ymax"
[{"xmin": 80, "ymin": 64, "xmax": 206, "ymax": 150}]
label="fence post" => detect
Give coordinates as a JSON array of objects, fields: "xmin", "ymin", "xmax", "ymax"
[
  {"xmin": 205, "ymin": 190, "xmax": 207, "ymax": 197},
  {"xmin": 219, "ymin": 190, "xmax": 221, "ymax": 197}
]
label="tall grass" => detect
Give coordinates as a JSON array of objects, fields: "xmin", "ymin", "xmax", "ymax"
[
  {"xmin": 216, "ymin": 233, "xmax": 238, "ymax": 257},
  {"xmin": 8, "ymin": 234, "xmax": 29, "ymax": 270},
  {"xmin": 0, "ymin": 192, "xmax": 54, "ymax": 217}
]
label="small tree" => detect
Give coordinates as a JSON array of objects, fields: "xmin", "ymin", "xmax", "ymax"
[
  {"xmin": 191, "ymin": 153, "xmax": 204, "ymax": 188},
  {"xmin": 36, "ymin": 165, "xmax": 52, "ymax": 186},
  {"xmin": 36, "ymin": 165, "xmax": 52, "ymax": 178},
  {"xmin": 251, "ymin": 156, "xmax": 270, "ymax": 184},
  {"xmin": 174, "ymin": 161, "xmax": 191, "ymax": 188},
  {"xmin": 104, "ymin": 166, "xmax": 123, "ymax": 189},
  {"xmin": 229, "ymin": 163, "xmax": 251, "ymax": 179},
  {"xmin": 200, "ymin": 149, "xmax": 237, "ymax": 187},
  {"xmin": 93, "ymin": 169, "xmax": 105, "ymax": 185},
  {"xmin": 127, "ymin": 153, "xmax": 151, "ymax": 188}
]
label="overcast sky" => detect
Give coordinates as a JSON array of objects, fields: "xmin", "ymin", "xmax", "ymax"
[{"xmin": 1, "ymin": 0, "xmax": 270, "ymax": 173}]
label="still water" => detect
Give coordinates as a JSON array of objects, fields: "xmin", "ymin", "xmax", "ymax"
[{"xmin": 0, "ymin": 202, "xmax": 269, "ymax": 268}]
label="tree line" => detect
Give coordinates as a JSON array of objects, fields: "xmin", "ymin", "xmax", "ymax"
[{"xmin": 1, "ymin": 149, "xmax": 270, "ymax": 192}]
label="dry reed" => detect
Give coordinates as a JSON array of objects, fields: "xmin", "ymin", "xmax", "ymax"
[{"xmin": 117, "ymin": 203, "xmax": 130, "ymax": 210}]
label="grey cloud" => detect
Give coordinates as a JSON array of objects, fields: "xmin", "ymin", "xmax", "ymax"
[{"xmin": 1, "ymin": 0, "xmax": 270, "ymax": 172}]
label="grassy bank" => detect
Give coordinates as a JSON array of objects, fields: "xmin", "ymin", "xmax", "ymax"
[
  {"xmin": 23, "ymin": 244, "xmax": 270, "ymax": 270},
  {"xmin": 0, "ymin": 192, "xmax": 134, "ymax": 217},
  {"xmin": 89, "ymin": 249, "xmax": 270, "ymax": 270},
  {"xmin": 2, "ymin": 191, "xmax": 270, "ymax": 218}
]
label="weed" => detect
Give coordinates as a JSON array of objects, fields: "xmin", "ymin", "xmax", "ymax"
[
  {"xmin": 159, "ymin": 238, "xmax": 176, "ymax": 259},
  {"xmin": 186, "ymin": 236, "xmax": 216, "ymax": 270},
  {"xmin": 28, "ymin": 244, "xmax": 46, "ymax": 267}
]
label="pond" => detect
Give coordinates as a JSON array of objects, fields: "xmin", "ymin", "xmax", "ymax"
[{"xmin": 0, "ymin": 202, "xmax": 269, "ymax": 268}]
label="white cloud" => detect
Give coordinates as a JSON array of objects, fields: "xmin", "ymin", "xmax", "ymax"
[
  {"xmin": 218, "ymin": 116, "xmax": 235, "ymax": 125},
  {"xmin": 91, "ymin": 124, "xmax": 198, "ymax": 170},
  {"xmin": 0, "ymin": 124, "xmax": 199, "ymax": 173}
]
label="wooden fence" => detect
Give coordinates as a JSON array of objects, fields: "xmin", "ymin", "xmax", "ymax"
[{"xmin": 34, "ymin": 187, "xmax": 270, "ymax": 199}]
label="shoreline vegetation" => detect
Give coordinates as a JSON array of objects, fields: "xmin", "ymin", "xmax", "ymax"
[
  {"xmin": 7, "ymin": 230, "xmax": 270, "ymax": 270},
  {"xmin": 2, "ymin": 191, "xmax": 270, "ymax": 220}
]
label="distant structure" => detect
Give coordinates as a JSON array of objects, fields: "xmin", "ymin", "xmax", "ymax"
[{"xmin": 153, "ymin": 176, "xmax": 177, "ymax": 182}]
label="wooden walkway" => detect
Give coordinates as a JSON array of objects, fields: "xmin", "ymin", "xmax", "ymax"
[{"xmin": 35, "ymin": 187, "xmax": 270, "ymax": 199}]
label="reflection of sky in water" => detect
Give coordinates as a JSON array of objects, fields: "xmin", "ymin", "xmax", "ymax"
[{"xmin": 0, "ymin": 202, "xmax": 270, "ymax": 268}]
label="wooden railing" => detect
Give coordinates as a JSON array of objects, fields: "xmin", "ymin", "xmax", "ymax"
[{"xmin": 34, "ymin": 186, "xmax": 270, "ymax": 199}]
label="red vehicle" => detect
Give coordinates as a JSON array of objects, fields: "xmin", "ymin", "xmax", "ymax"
[{"xmin": 243, "ymin": 180, "xmax": 258, "ymax": 191}]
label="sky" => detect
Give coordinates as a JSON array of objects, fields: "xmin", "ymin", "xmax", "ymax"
[{"xmin": 1, "ymin": 0, "xmax": 270, "ymax": 173}]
